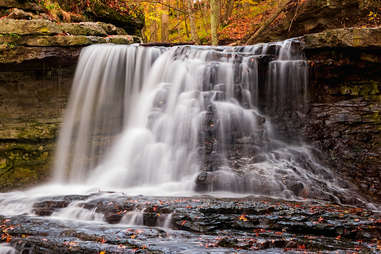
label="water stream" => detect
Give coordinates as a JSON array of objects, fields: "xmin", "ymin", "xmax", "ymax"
[
  {"xmin": 48, "ymin": 41, "xmax": 363, "ymax": 205},
  {"xmin": 0, "ymin": 41, "xmax": 378, "ymax": 253}
]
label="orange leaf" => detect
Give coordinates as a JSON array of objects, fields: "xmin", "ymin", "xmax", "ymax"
[{"xmin": 239, "ymin": 214, "xmax": 248, "ymax": 222}]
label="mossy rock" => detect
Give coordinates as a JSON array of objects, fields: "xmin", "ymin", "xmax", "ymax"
[
  {"xmin": 105, "ymin": 35, "xmax": 134, "ymax": 44},
  {"xmin": 0, "ymin": 0, "xmax": 43, "ymax": 11},
  {"xmin": 83, "ymin": 0, "xmax": 144, "ymax": 36},
  {"xmin": 0, "ymin": 19, "xmax": 62, "ymax": 35},
  {"xmin": 60, "ymin": 22, "xmax": 108, "ymax": 36},
  {"xmin": 339, "ymin": 80, "xmax": 381, "ymax": 98},
  {"xmin": 0, "ymin": 143, "xmax": 54, "ymax": 191},
  {"xmin": 302, "ymin": 27, "xmax": 381, "ymax": 49}
]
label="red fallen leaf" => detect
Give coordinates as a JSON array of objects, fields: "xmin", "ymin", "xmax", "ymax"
[
  {"xmin": 275, "ymin": 231, "xmax": 282, "ymax": 235},
  {"xmin": 336, "ymin": 235, "xmax": 341, "ymax": 240},
  {"xmin": 297, "ymin": 244, "xmax": 306, "ymax": 250},
  {"xmin": 181, "ymin": 220, "xmax": 187, "ymax": 226}
]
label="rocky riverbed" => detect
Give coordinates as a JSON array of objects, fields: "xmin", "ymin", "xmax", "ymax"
[{"xmin": 0, "ymin": 191, "xmax": 380, "ymax": 253}]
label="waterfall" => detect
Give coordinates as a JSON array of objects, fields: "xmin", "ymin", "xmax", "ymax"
[{"xmin": 52, "ymin": 41, "xmax": 362, "ymax": 203}]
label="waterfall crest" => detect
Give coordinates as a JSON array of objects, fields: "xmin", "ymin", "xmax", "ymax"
[{"xmin": 53, "ymin": 41, "xmax": 362, "ymax": 204}]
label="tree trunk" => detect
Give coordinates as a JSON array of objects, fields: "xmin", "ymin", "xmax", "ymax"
[
  {"xmin": 246, "ymin": 0, "xmax": 291, "ymax": 45},
  {"xmin": 161, "ymin": 0, "xmax": 169, "ymax": 42},
  {"xmin": 223, "ymin": 0, "xmax": 234, "ymax": 24},
  {"xmin": 187, "ymin": 0, "xmax": 200, "ymax": 44},
  {"xmin": 182, "ymin": 0, "xmax": 190, "ymax": 39},
  {"xmin": 200, "ymin": 1, "xmax": 209, "ymax": 34},
  {"xmin": 210, "ymin": 0, "xmax": 219, "ymax": 45}
]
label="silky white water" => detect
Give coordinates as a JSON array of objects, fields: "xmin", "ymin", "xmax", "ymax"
[
  {"xmin": 49, "ymin": 41, "xmax": 362, "ymax": 203},
  {"xmin": 0, "ymin": 41, "xmax": 371, "ymax": 221}
]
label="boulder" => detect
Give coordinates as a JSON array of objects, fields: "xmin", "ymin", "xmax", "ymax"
[
  {"xmin": 0, "ymin": 19, "xmax": 62, "ymax": 35},
  {"xmin": 83, "ymin": 0, "xmax": 144, "ymax": 36},
  {"xmin": 0, "ymin": 0, "xmax": 43, "ymax": 11}
]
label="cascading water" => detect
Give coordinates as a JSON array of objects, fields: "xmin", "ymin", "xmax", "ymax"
[
  {"xmin": 2, "ymin": 40, "xmax": 380, "ymax": 254},
  {"xmin": 51, "ymin": 41, "xmax": 363, "ymax": 204}
]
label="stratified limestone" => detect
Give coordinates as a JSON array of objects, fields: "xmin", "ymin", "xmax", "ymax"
[
  {"xmin": 0, "ymin": 62, "xmax": 73, "ymax": 191},
  {"xmin": 0, "ymin": 19, "xmax": 63, "ymax": 35},
  {"xmin": 0, "ymin": 0, "xmax": 43, "ymax": 11},
  {"xmin": 301, "ymin": 27, "xmax": 381, "ymax": 202},
  {"xmin": 0, "ymin": 3, "xmax": 139, "ymax": 190},
  {"xmin": 251, "ymin": 0, "xmax": 381, "ymax": 44},
  {"xmin": 2, "ymin": 195, "xmax": 380, "ymax": 253},
  {"xmin": 302, "ymin": 27, "xmax": 381, "ymax": 49}
]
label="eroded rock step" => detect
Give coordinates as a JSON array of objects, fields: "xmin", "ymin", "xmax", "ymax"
[{"xmin": 1, "ymin": 194, "xmax": 380, "ymax": 253}]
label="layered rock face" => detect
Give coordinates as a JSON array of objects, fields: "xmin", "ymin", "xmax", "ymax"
[
  {"xmin": 253, "ymin": 0, "xmax": 381, "ymax": 43},
  {"xmin": 301, "ymin": 28, "xmax": 381, "ymax": 202},
  {"xmin": 0, "ymin": 1, "xmax": 140, "ymax": 190},
  {"xmin": 0, "ymin": 1, "xmax": 379, "ymax": 204}
]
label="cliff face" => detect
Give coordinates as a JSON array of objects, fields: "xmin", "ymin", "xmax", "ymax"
[
  {"xmin": 0, "ymin": 2, "xmax": 380, "ymax": 204},
  {"xmin": 301, "ymin": 28, "xmax": 381, "ymax": 202},
  {"xmin": 0, "ymin": 61, "xmax": 72, "ymax": 190},
  {"xmin": 252, "ymin": 0, "xmax": 381, "ymax": 43},
  {"xmin": 0, "ymin": 0, "xmax": 141, "ymax": 190}
]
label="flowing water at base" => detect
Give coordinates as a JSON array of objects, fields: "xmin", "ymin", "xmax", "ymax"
[
  {"xmin": 0, "ymin": 41, "xmax": 376, "ymax": 222},
  {"xmin": 0, "ymin": 41, "xmax": 379, "ymax": 254},
  {"xmin": 49, "ymin": 41, "xmax": 366, "ymax": 205}
]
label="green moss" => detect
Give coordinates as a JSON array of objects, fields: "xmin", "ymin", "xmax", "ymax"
[
  {"xmin": 0, "ymin": 142, "xmax": 54, "ymax": 191},
  {"xmin": 364, "ymin": 111, "xmax": 381, "ymax": 128},
  {"xmin": 17, "ymin": 122, "xmax": 57, "ymax": 140},
  {"xmin": 340, "ymin": 80, "xmax": 380, "ymax": 98},
  {"xmin": 39, "ymin": 27, "xmax": 50, "ymax": 34},
  {"xmin": 0, "ymin": 167, "xmax": 40, "ymax": 190}
]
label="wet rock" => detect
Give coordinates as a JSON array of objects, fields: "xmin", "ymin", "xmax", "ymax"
[
  {"xmin": 213, "ymin": 90, "xmax": 225, "ymax": 101},
  {"xmin": 195, "ymin": 172, "xmax": 211, "ymax": 192},
  {"xmin": 0, "ymin": 194, "xmax": 380, "ymax": 253},
  {"xmin": 216, "ymin": 237, "xmax": 238, "ymax": 248},
  {"xmin": 289, "ymin": 182, "xmax": 305, "ymax": 196},
  {"xmin": 104, "ymin": 210, "xmax": 123, "ymax": 224}
]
